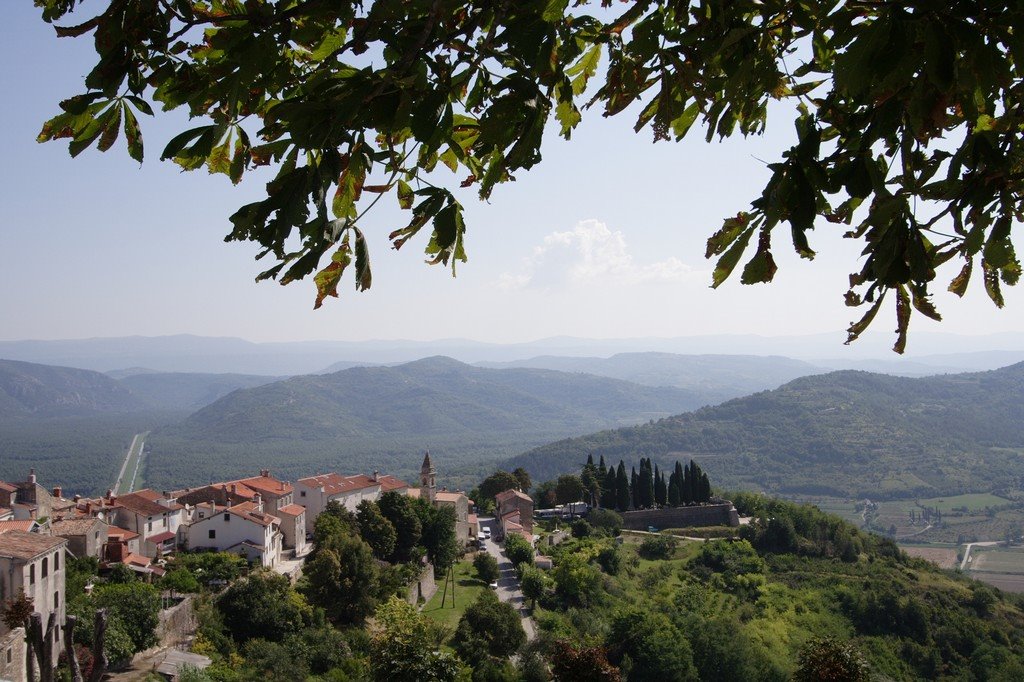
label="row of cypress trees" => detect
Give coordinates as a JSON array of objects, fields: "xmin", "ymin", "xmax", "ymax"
[{"xmin": 583, "ymin": 455, "xmax": 712, "ymax": 512}]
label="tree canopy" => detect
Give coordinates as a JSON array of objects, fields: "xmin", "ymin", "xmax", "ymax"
[{"xmin": 35, "ymin": 0, "xmax": 1024, "ymax": 349}]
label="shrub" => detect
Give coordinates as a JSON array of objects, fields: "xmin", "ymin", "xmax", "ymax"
[
  {"xmin": 474, "ymin": 552, "xmax": 500, "ymax": 584},
  {"xmin": 638, "ymin": 535, "xmax": 678, "ymax": 560}
]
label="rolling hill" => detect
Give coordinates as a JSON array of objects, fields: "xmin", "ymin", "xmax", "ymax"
[
  {"xmin": 0, "ymin": 359, "xmax": 143, "ymax": 416},
  {"xmin": 116, "ymin": 372, "xmax": 283, "ymax": 411},
  {"xmin": 502, "ymin": 363, "xmax": 1024, "ymax": 499},
  {"xmin": 144, "ymin": 356, "xmax": 713, "ymax": 489}
]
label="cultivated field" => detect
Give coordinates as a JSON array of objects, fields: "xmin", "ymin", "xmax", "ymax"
[
  {"xmin": 918, "ymin": 493, "xmax": 1011, "ymax": 512},
  {"xmin": 972, "ymin": 573, "xmax": 1024, "ymax": 593},
  {"xmin": 900, "ymin": 545, "xmax": 959, "ymax": 570},
  {"xmin": 970, "ymin": 547, "xmax": 1024, "ymax": 574}
]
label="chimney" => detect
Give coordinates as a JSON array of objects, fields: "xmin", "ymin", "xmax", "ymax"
[
  {"xmin": 372, "ymin": 471, "xmax": 379, "ymax": 483},
  {"xmin": 28, "ymin": 468, "xmax": 36, "ymax": 484},
  {"xmin": 105, "ymin": 489, "xmax": 113, "ymax": 500},
  {"xmin": 73, "ymin": 494, "xmax": 81, "ymax": 503},
  {"xmin": 53, "ymin": 486, "xmax": 62, "ymax": 498},
  {"xmin": 260, "ymin": 469, "xmax": 270, "ymax": 478},
  {"xmin": 254, "ymin": 493, "xmax": 263, "ymax": 512}
]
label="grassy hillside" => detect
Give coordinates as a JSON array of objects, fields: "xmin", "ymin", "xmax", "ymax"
[
  {"xmin": 534, "ymin": 495, "xmax": 1024, "ymax": 680},
  {"xmin": 504, "ymin": 364, "xmax": 1024, "ymax": 499},
  {"xmin": 143, "ymin": 357, "xmax": 708, "ymax": 490},
  {"xmin": 0, "ymin": 359, "xmax": 144, "ymax": 416}
]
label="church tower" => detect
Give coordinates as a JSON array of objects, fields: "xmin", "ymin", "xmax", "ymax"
[{"xmin": 420, "ymin": 451, "xmax": 436, "ymax": 503}]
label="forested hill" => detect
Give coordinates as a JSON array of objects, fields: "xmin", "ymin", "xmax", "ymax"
[
  {"xmin": 144, "ymin": 356, "xmax": 712, "ymax": 489},
  {"xmin": 116, "ymin": 372, "xmax": 282, "ymax": 411},
  {"xmin": 0, "ymin": 359, "xmax": 143, "ymax": 416},
  {"xmin": 476, "ymin": 352, "xmax": 823, "ymax": 398},
  {"xmin": 503, "ymin": 363, "xmax": 1024, "ymax": 499}
]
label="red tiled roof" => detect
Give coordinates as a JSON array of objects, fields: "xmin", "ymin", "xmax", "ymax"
[
  {"xmin": 132, "ymin": 489, "xmax": 162, "ymax": 502},
  {"xmin": 50, "ymin": 518, "xmax": 103, "ymax": 536},
  {"xmin": 434, "ymin": 491, "xmax": 466, "ymax": 503},
  {"xmin": 0, "ymin": 481, "xmax": 16, "ymax": 493},
  {"xmin": 0, "ymin": 530, "xmax": 66, "ymax": 560},
  {"xmin": 495, "ymin": 489, "xmax": 532, "ymax": 504},
  {"xmin": 227, "ymin": 502, "xmax": 279, "ymax": 527},
  {"xmin": 276, "ymin": 504, "xmax": 306, "ymax": 517},
  {"xmin": 377, "ymin": 475, "xmax": 410, "ymax": 492},
  {"xmin": 116, "ymin": 492, "xmax": 171, "ymax": 517},
  {"xmin": 147, "ymin": 530, "xmax": 176, "ymax": 543},
  {"xmin": 0, "ymin": 520, "xmax": 36, "ymax": 534},
  {"xmin": 468, "ymin": 513, "xmax": 479, "ymax": 524},
  {"xmin": 236, "ymin": 475, "xmax": 293, "ymax": 497},
  {"xmin": 108, "ymin": 526, "xmax": 140, "ymax": 541},
  {"xmin": 298, "ymin": 473, "xmax": 380, "ymax": 496}
]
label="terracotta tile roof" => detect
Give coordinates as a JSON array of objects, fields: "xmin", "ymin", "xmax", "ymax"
[
  {"xmin": 276, "ymin": 504, "xmax": 306, "ymax": 517},
  {"xmin": 406, "ymin": 488, "xmax": 423, "ymax": 499},
  {"xmin": 132, "ymin": 489, "xmax": 163, "ymax": 502},
  {"xmin": 0, "ymin": 508, "xmax": 12, "ymax": 520},
  {"xmin": 377, "ymin": 475, "xmax": 410, "ymax": 492},
  {"xmin": 227, "ymin": 502, "xmax": 279, "ymax": 527},
  {"xmin": 298, "ymin": 473, "xmax": 380, "ymax": 496},
  {"xmin": 495, "ymin": 489, "xmax": 532, "ymax": 504},
  {"xmin": 108, "ymin": 526, "xmax": 140, "ymax": 541},
  {"xmin": 147, "ymin": 530, "xmax": 176, "ymax": 543},
  {"xmin": 434, "ymin": 491, "xmax": 466, "ymax": 503},
  {"xmin": 468, "ymin": 514, "xmax": 478, "ymax": 524},
  {"xmin": 0, "ymin": 481, "xmax": 16, "ymax": 493},
  {"xmin": 236, "ymin": 475, "xmax": 293, "ymax": 497},
  {"xmin": 116, "ymin": 492, "xmax": 171, "ymax": 517},
  {"xmin": 0, "ymin": 520, "xmax": 37, "ymax": 534},
  {"xmin": 51, "ymin": 518, "xmax": 103, "ymax": 536},
  {"xmin": 0, "ymin": 530, "xmax": 66, "ymax": 560}
]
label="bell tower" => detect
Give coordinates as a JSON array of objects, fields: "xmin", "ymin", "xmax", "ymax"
[{"xmin": 420, "ymin": 451, "xmax": 436, "ymax": 503}]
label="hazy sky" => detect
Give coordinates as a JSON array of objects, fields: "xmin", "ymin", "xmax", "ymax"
[{"xmin": 3, "ymin": 4, "xmax": 1022, "ymax": 350}]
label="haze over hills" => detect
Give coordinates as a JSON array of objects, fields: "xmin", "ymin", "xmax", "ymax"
[
  {"xmin": 475, "ymin": 353, "xmax": 822, "ymax": 398},
  {"xmin": 143, "ymin": 356, "xmax": 714, "ymax": 490},
  {"xmin": 503, "ymin": 363, "xmax": 1024, "ymax": 500},
  {"xmin": 3, "ymin": 332, "xmax": 1024, "ymax": 375},
  {"xmin": 116, "ymin": 372, "xmax": 284, "ymax": 411}
]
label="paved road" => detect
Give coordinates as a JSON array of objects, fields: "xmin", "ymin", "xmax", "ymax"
[
  {"xmin": 478, "ymin": 516, "xmax": 536, "ymax": 641},
  {"xmin": 961, "ymin": 540, "xmax": 1002, "ymax": 571},
  {"xmin": 114, "ymin": 432, "xmax": 146, "ymax": 494}
]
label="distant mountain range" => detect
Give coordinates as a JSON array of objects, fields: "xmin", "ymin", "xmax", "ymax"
[
  {"xmin": 2, "ymin": 332, "xmax": 1024, "ymax": 375},
  {"xmin": 116, "ymin": 372, "xmax": 283, "ymax": 411},
  {"xmin": 503, "ymin": 363, "xmax": 1024, "ymax": 499}
]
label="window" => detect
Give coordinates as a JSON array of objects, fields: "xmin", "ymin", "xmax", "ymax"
[
  {"xmin": 54, "ymin": 591, "xmax": 59, "ymax": 609},
  {"xmin": 54, "ymin": 551, "xmax": 60, "ymax": 571},
  {"xmin": 223, "ymin": 513, "xmax": 230, "ymax": 522},
  {"xmin": 7, "ymin": 646, "xmax": 12, "ymax": 663},
  {"xmin": 300, "ymin": 490, "xmax": 306, "ymax": 497},
  {"xmin": 208, "ymin": 529, "xmax": 216, "ymax": 539},
  {"xmin": 30, "ymin": 563, "xmax": 35, "ymax": 585},
  {"xmin": 163, "ymin": 517, "xmax": 167, "ymax": 528},
  {"xmin": 148, "ymin": 521, "xmax": 152, "ymax": 532},
  {"xmin": 42, "ymin": 557, "xmax": 48, "ymax": 578}
]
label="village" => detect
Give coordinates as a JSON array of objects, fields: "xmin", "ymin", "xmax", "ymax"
[{"xmin": 0, "ymin": 453, "xmax": 542, "ymax": 682}]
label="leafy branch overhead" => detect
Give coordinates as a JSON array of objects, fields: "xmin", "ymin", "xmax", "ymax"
[{"xmin": 36, "ymin": 0, "xmax": 1024, "ymax": 351}]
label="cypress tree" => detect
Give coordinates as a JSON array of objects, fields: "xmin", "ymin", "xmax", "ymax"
[
  {"xmin": 638, "ymin": 459, "xmax": 653, "ymax": 508},
  {"xmin": 615, "ymin": 461, "xmax": 630, "ymax": 513},
  {"xmin": 631, "ymin": 467, "xmax": 639, "ymax": 510},
  {"xmin": 668, "ymin": 479, "xmax": 680, "ymax": 506},
  {"xmin": 700, "ymin": 472, "xmax": 711, "ymax": 503},
  {"xmin": 602, "ymin": 468, "xmax": 617, "ymax": 509},
  {"xmin": 682, "ymin": 462, "xmax": 693, "ymax": 505},
  {"xmin": 654, "ymin": 465, "xmax": 667, "ymax": 506}
]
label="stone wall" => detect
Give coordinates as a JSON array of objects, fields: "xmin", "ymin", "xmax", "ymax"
[
  {"xmin": 157, "ymin": 596, "xmax": 197, "ymax": 648},
  {"xmin": 405, "ymin": 562, "xmax": 437, "ymax": 605},
  {"xmin": 544, "ymin": 530, "xmax": 570, "ymax": 548},
  {"xmin": 0, "ymin": 629, "xmax": 26, "ymax": 682},
  {"xmin": 621, "ymin": 503, "xmax": 739, "ymax": 531}
]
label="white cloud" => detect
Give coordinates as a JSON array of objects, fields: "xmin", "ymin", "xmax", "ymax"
[{"xmin": 498, "ymin": 219, "xmax": 703, "ymax": 291}]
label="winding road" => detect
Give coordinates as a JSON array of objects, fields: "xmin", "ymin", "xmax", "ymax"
[{"xmin": 478, "ymin": 516, "xmax": 536, "ymax": 641}]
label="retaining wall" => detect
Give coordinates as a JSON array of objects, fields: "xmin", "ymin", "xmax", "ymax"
[{"xmin": 621, "ymin": 503, "xmax": 739, "ymax": 531}]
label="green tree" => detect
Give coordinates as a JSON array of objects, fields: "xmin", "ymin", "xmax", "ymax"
[
  {"xmin": 369, "ymin": 597, "xmax": 460, "ymax": 682},
  {"xmin": 552, "ymin": 554, "xmax": 602, "ymax": 607},
  {"xmin": 218, "ymin": 570, "xmax": 309, "ymax": 642},
  {"xmin": 479, "ymin": 471, "xmax": 523, "ymax": 503},
  {"xmin": 555, "ymin": 475, "xmax": 585, "ymax": 507},
  {"xmin": 304, "ymin": 535, "xmax": 379, "ymax": 625},
  {"xmin": 549, "ymin": 640, "xmax": 620, "ymax": 682},
  {"xmin": 607, "ymin": 609, "xmax": 696, "ymax": 682},
  {"xmin": 615, "ymin": 462, "xmax": 630, "ymax": 513},
  {"xmin": 378, "ymin": 491, "xmax": 423, "ymax": 563},
  {"xmin": 160, "ymin": 567, "xmax": 201, "ymax": 594},
  {"xmin": 415, "ymin": 499, "xmax": 459, "ymax": 574},
  {"xmin": 794, "ymin": 637, "xmax": 870, "ymax": 682},
  {"xmin": 654, "ymin": 465, "xmax": 667, "ymax": 507},
  {"xmin": 357, "ymin": 500, "xmax": 398, "ymax": 561},
  {"xmin": 504, "ymin": 534, "xmax": 534, "ymax": 568},
  {"xmin": 512, "ymin": 467, "xmax": 532, "ymax": 494},
  {"xmin": 94, "ymin": 581, "xmax": 161, "ymax": 652},
  {"xmin": 519, "ymin": 565, "xmax": 548, "ymax": 607},
  {"xmin": 588, "ymin": 508, "xmax": 623, "ymax": 536},
  {"xmin": 452, "ymin": 591, "xmax": 527, "ymax": 665},
  {"xmin": 474, "ymin": 552, "xmax": 500, "ymax": 585},
  {"xmin": 602, "ymin": 467, "xmax": 617, "ymax": 510},
  {"xmin": 38, "ymin": 1, "xmax": 1023, "ymax": 348}
]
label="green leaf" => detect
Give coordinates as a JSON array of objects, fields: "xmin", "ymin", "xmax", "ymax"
[
  {"xmin": 845, "ymin": 292, "xmax": 886, "ymax": 346},
  {"xmin": 122, "ymin": 104, "xmax": 143, "ymax": 162},
  {"xmin": 95, "ymin": 102, "xmax": 122, "ymax": 152},
  {"xmin": 396, "ymin": 179, "xmax": 414, "ymax": 210},
  {"xmin": 948, "ymin": 259, "xmax": 973, "ymax": 298},
  {"xmin": 711, "ymin": 225, "xmax": 755, "ymax": 288},
  {"xmin": 893, "ymin": 284, "xmax": 910, "ymax": 354}
]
